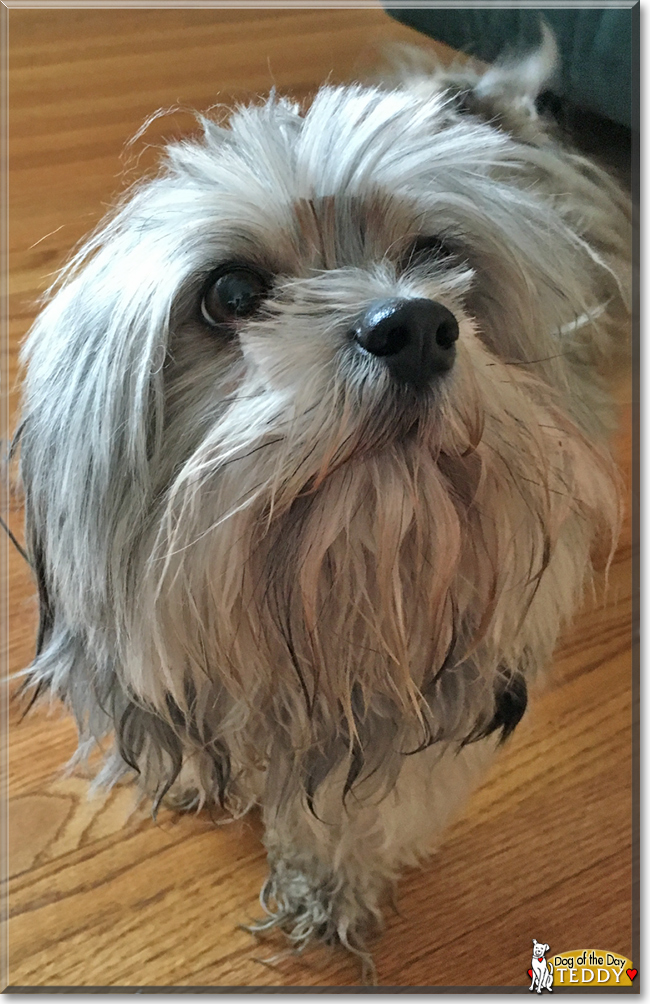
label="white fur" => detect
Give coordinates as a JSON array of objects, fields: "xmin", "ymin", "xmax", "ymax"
[{"xmin": 531, "ymin": 939, "xmax": 554, "ymax": 992}]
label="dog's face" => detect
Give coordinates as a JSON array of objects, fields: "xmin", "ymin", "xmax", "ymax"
[
  {"xmin": 20, "ymin": 73, "xmax": 629, "ymax": 801},
  {"xmin": 533, "ymin": 941, "xmax": 549, "ymax": 959}
]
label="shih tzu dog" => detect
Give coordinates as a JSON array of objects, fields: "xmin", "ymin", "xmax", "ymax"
[{"xmin": 16, "ymin": 30, "xmax": 630, "ymax": 979}]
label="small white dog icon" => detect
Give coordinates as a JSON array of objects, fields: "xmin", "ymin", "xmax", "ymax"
[{"xmin": 530, "ymin": 939, "xmax": 554, "ymax": 993}]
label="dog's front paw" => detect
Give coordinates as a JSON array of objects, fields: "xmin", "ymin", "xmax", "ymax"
[
  {"xmin": 247, "ymin": 859, "xmax": 377, "ymax": 981},
  {"xmin": 163, "ymin": 785, "xmax": 201, "ymax": 811}
]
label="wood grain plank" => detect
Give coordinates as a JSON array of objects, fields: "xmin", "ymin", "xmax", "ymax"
[{"xmin": 5, "ymin": 7, "xmax": 634, "ymax": 989}]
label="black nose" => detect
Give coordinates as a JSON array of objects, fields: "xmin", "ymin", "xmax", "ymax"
[{"xmin": 352, "ymin": 297, "xmax": 459, "ymax": 389}]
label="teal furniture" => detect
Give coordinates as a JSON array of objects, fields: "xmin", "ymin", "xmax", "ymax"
[{"xmin": 386, "ymin": 8, "xmax": 636, "ymax": 129}]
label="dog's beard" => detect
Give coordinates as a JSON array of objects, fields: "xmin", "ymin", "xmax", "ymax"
[{"xmin": 120, "ymin": 317, "xmax": 619, "ymax": 807}]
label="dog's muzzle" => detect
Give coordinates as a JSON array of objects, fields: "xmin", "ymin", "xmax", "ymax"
[{"xmin": 351, "ymin": 297, "xmax": 458, "ymax": 390}]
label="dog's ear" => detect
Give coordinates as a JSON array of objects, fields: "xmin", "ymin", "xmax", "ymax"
[{"xmin": 18, "ymin": 167, "xmax": 187, "ymax": 664}]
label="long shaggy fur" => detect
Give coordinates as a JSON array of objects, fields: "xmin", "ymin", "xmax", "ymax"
[{"xmin": 16, "ymin": 37, "xmax": 630, "ymax": 970}]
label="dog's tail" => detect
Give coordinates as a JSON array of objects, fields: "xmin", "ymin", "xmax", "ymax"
[
  {"xmin": 379, "ymin": 21, "xmax": 559, "ymax": 141},
  {"xmin": 472, "ymin": 22, "xmax": 558, "ymax": 105}
]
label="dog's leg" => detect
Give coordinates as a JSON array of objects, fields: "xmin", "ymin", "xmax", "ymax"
[{"xmin": 255, "ymin": 739, "xmax": 497, "ymax": 975}]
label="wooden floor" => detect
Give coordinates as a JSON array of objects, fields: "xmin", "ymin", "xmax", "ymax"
[{"xmin": 4, "ymin": 7, "xmax": 636, "ymax": 990}]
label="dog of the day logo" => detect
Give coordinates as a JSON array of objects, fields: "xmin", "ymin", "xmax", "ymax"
[{"xmin": 527, "ymin": 942, "xmax": 636, "ymax": 990}]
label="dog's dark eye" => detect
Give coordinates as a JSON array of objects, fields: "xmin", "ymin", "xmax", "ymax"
[
  {"xmin": 200, "ymin": 265, "xmax": 271, "ymax": 326},
  {"xmin": 401, "ymin": 235, "xmax": 457, "ymax": 272}
]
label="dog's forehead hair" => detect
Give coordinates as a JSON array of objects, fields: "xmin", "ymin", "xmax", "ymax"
[
  {"xmin": 222, "ymin": 85, "xmax": 455, "ymax": 194},
  {"xmin": 206, "ymin": 190, "xmax": 427, "ymax": 278},
  {"xmin": 288, "ymin": 193, "xmax": 418, "ymax": 272},
  {"xmin": 191, "ymin": 85, "xmax": 503, "ymax": 271}
]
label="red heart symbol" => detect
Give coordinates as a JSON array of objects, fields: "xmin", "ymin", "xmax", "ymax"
[
  {"xmin": 527, "ymin": 969, "xmax": 533, "ymax": 979},
  {"xmin": 627, "ymin": 969, "xmax": 637, "ymax": 981}
]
